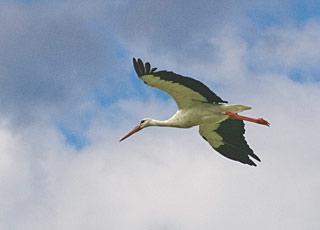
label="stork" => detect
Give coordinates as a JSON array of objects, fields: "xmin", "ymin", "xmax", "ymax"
[{"xmin": 120, "ymin": 58, "xmax": 269, "ymax": 166}]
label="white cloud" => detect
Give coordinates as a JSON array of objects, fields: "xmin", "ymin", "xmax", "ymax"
[{"xmin": 251, "ymin": 19, "xmax": 320, "ymax": 74}]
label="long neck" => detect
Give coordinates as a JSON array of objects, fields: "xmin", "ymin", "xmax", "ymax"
[{"xmin": 149, "ymin": 119, "xmax": 173, "ymax": 127}]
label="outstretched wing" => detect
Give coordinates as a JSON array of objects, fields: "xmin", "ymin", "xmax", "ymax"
[
  {"xmin": 199, "ymin": 119, "xmax": 261, "ymax": 166},
  {"xmin": 133, "ymin": 58, "xmax": 227, "ymax": 109}
]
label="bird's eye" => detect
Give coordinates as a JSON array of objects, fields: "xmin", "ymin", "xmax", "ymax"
[{"xmin": 140, "ymin": 120, "xmax": 146, "ymax": 124}]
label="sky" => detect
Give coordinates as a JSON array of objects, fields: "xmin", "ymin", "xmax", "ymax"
[{"xmin": 0, "ymin": 0, "xmax": 320, "ymax": 229}]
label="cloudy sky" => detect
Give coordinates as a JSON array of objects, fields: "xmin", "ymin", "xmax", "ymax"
[{"xmin": 1, "ymin": 0, "xmax": 320, "ymax": 229}]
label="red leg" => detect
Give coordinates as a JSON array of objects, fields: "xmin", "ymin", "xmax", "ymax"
[{"xmin": 226, "ymin": 112, "xmax": 270, "ymax": 126}]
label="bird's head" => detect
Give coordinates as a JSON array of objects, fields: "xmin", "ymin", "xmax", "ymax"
[{"xmin": 119, "ymin": 118, "xmax": 153, "ymax": 142}]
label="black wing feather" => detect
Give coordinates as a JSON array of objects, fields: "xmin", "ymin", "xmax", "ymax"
[
  {"xmin": 138, "ymin": 59, "xmax": 145, "ymax": 75},
  {"xmin": 214, "ymin": 119, "xmax": 260, "ymax": 166},
  {"xmin": 145, "ymin": 62, "xmax": 151, "ymax": 74},
  {"xmin": 133, "ymin": 58, "xmax": 227, "ymax": 104},
  {"xmin": 153, "ymin": 71, "xmax": 227, "ymax": 104},
  {"xmin": 133, "ymin": 59, "xmax": 141, "ymax": 76}
]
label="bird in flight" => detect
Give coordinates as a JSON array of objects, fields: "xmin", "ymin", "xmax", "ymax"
[{"xmin": 120, "ymin": 58, "xmax": 269, "ymax": 166}]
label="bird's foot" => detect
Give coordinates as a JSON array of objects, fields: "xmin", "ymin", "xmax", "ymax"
[{"xmin": 254, "ymin": 118, "xmax": 270, "ymax": 127}]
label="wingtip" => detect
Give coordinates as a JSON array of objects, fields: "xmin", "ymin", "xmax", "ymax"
[
  {"xmin": 145, "ymin": 62, "xmax": 151, "ymax": 73},
  {"xmin": 137, "ymin": 59, "xmax": 145, "ymax": 75},
  {"xmin": 250, "ymin": 153, "xmax": 261, "ymax": 162},
  {"xmin": 251, "ymin": 161, "xmax": 258, "ymax": 167},
  {"xmin": 246, "ymin": 158, "xmax": 258, "ymax": 167},
  {"xmin": 249, "ymin": 156, "xmax": 261, "ymax": 166},
  {"xmin": 133, "ymin": 58, "xmax": 156, "ymax": 77},
  {"xmin": 133, "ymin": 58, "xmax": 142, "ymax": 77}
]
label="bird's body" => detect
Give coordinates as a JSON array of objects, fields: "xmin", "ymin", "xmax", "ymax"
[
  {"xmin": 120, "ymin": 58, "xmax": 269, "ymax": 166},
  {"xmin": 146, "ymin": 103, "xmax": 251, "ymax": 128}
]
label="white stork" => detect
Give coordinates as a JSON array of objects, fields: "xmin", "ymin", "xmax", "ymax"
[{"xmin": 120, "ymin": 58, "xmax": 269, "ymax": 166}]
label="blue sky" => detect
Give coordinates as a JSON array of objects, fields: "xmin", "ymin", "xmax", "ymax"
[{"xmin": 1, "ymin": 0, "xmax": 320, "ymax": 229}]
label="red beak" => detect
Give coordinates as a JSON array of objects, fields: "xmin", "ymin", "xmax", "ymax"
[{"xmin": 119, "ymin": 125, "xmax": 142, "ymax": 142}]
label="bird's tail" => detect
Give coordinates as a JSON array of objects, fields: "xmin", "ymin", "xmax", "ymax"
[{"xmin": 224, "ymin": 105, "xmax": 252, "ymax": 113}]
